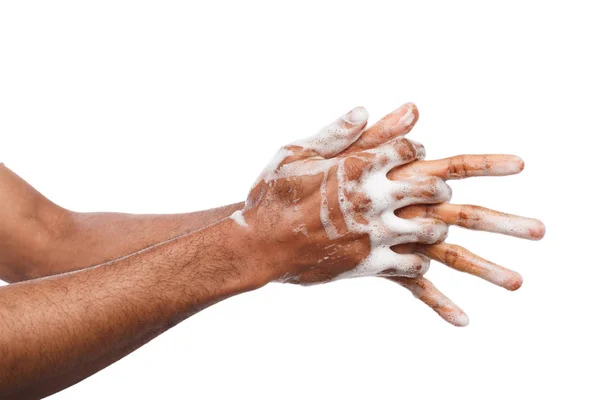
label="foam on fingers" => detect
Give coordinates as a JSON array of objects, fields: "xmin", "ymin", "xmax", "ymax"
[
  {"xmin": 341, "ymin": 103, "xmax": 419, "ymax": 154},
  {"xmin": 421, "ymin": 243, "xmax": 524, "ymax": 291},
  {"xmin": 390, "ymin": 154, "xmax": 526, "ymax": 181},
  {"xmin": 397, "ymin": 203, "xmax": 546, "ymax": 243},
  {"xmin": 291, "ymin": 106, "xmax": 369, "ymax": 158},
  {"xmin": 389, "ymin": 276, "xmax": 470, "ymax": 327}
]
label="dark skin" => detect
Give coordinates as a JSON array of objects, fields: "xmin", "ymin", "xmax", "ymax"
[
  {"xmin": 0, "ymin": 211, "xmax": 261, "ymax": 399},
  {"xmin": 0, "ymin": 163, "xmax": 244, "ymax": 282},
  {"xmin": 0, "ymin": 103, "xmax": 544, "ymax": 399}
]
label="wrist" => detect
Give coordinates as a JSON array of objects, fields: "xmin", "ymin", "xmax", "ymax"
[
  {"xmin": 197, "ymin": 202, "xmax": 245, "ymax": 226},
  {"xmin": 193, "ymin": 215, "xmax": 274, "ymax": 293}
]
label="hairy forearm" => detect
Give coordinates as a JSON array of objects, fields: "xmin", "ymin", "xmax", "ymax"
[
  {"xmin": 0, "ymin": 164, "xmax": 244, "ymax": 282},
  {"xmin": 49, "ymin": 202, "xmax": 245, "ymax": 276},
  {"xmin": 0, "ymin": 217, "xmax": 262, "ymax": 399},
  {"xmin": 0, "ymin": 165, "xmax": 245, "ymax": 397}
]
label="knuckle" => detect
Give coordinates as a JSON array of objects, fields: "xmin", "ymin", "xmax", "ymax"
[
  {"xmin": 418, "ymin": 220, "xmax": 448, "ymax": 244},
  {"xmin": 351, "ymin": 193, "xmax": 372, "ymax": 214},
  {"xmin": 395, "ymin": 138, "xmax": 417, "ymax": 160},
  {"xmin": 447, "ymin": 156, "xmax": 469, "ymax": 179},
  {"xmin": 442, "ymin": 245, "xmax": 461, "ymax": 265},
  {"xmin": 419, "ymin": 177, "xmax": 451, "ymax": 202},
  {"xmin": 343, "ymin": 157, "xmax": 369, "ymax": 181},
  {"xmin": 412, "ymin": 141, "xmax": 426, "ymax": 160},
  {"xmin": 405, "ymin": 255, "xmax": 430, "ymax": 277},
  {"xmin": 440, "ymin": 182, "xmax": 453, "ymax": 201},
  {"xmin": 382, "ymin": 255, "xmax": 430, "ymax": 278},
  {"xmin": 417, "ymin": 256, "xmax": 431, "ymax": 275},
  {"xmin": 456, "ymin": 205, "xmax": 478, "ymax": 227},
  {"xmin": 431, "ymin": 178, "xmax": 452, "ymax": 201},
  {"xmin": 457, "ymin": 209, "xmax": 470, "ymax": 225}
]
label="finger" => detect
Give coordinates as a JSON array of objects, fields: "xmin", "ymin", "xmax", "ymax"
[
  {"xmin": 389, "ymin": 176, "xmax": 452, "ymax": 208},
  {"xmin": 340, "ymin": 247, "xmax": 429, "ymax": 279},
  {"xmin": 340, "ymin": 103, "xmax": 419, "ymax": 155},
  {"xmin": 418, "ymin": 243, "xmax": 523, "ymax": 291},
  {"xmin": 396, "ymin": 203, "xmax": 546, "ymax": 240},
  {"xmin": 389, "ymin": 154, "xmax": 524, "ymax": 181},
  {"xmin": 381, "ymin": 212, "xmax": 448, "ymax": 245},
  {"xmin": 387, "ymin": 276, "xmax": 469, "ymax": 327},
  {"xmin": 376, "ymin": 253, "xmax": 430, "ymax": 278},
  {"xmin": 360, "ymin": 136, "xmax": 425, "ymax": 172},
  {"xmin": 287, "ymin": 106, "xmax": 369, "ymax": 159}
]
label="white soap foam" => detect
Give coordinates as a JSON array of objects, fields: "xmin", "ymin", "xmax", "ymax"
[
  {"xmin": 230, "ymin": 210, "xmax": 248, "ymax": 227},
  {"xmin": 292, "ymin": 107, "xmax": 369, "ymax": 158},
  {"xmin": 292, "ymin": 224, "xmax": 309, "ymax": 237},
  {"xmin": 235, "ymin": 108, "xmax": 449, "ymax": 281}
]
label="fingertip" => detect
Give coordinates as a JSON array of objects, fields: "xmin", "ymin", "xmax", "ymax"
[
  {"xmin": 303, "ymin": 106, "xmax": 370, "ymax": 157},
  {"xmin": 530, "ymin": 220, "xmax": 546, "ymax": 240},
  {"xmin": 410, "ymin": 140, "xmax": 426, "ymax": 160},
  {"xmin": 442, "ymin": 180, "xmax": 453, "ymax": 201},
  {"xmin": 452, "ymin": 312, "xmax": 470, "ymax": 327},
  {"xmin": 344, "ymin": 106, "xmax": 369, "ymax": 125},
  {"xmin": 438, "ymin": 308, "xmax": 469, "ymax": 327},
  {"xmin": 506, "ymin": 273, "xmax": 523, "ymax": 291},
  {"xmin": 382, "ymin": 103, "xmax": 418, "ymax": 137},
  {"xmin": 491, "ymin": 155, "xmax": 524, "ymax": 176},
  {"xmin": 512, "ymin": 155, "xmax": 525, "ymax": 173},
  {"xmin": 406, "ymin": 102, "xmax": 419, "ymax": 122},
  {"xmin": 398, "ymin": 103, "xmax": 417, "ymax": 132}
]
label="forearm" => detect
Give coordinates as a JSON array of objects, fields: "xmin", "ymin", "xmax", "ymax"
[
  {"xmin": 0, "ymin": 163, "xmax": 244, "ymax": 282},
  {"xmin": 0, "ymin": 217, "xmax": 264, "ymax": 399},
  {"xmin": 48, "ymin": 202, "xmax": 245, "ymax": 276}
]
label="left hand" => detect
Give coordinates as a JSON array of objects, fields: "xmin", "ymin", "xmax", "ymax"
[{"xmin": 339, "ymin": 103, "xmax": 545, "ymax": 326}]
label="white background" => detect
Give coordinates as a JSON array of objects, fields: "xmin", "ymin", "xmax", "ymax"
[{"xmin": 1, "ymin": 1, "xmax": 598, "ymax": 399}]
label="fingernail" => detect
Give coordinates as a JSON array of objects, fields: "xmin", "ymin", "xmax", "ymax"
[
  {"xmin": 452, "ymin": 312, "xmax": 470, "ymax": 327},
  {"xmin": 512, "ymin": 156, "xmax": 525, "ymax": 172},
  {"xmin": 508, "ymin": 155, "xmax": 525, "ymax": 173},
  {"xmin": 505, "ymin": 273, "xmax": 523, "ymax": 291},
  {"xmin": 344, "ymin": 106, "xmax": 369, "ymax": 124},
  {"xmin": 529, "ymin": 220, "xmax": 546, "ymax": 240},
  {"xmin": 396, "ymin": 103, "xmax": 416, "ymax": 127},
  {"xmin": 385, "ymin": 103, "xmax": 416, "ymax": 133}
]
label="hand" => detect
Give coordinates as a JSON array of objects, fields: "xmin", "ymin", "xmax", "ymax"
[
  {"xmin": 387, "ymin": 161, "xmax": 545, "ymax": 326},
  {"xmin": 346, "ymin": 105, "xmax": 545, "ymax": 326},
  {"xmin": 234, "ymin": 103, "xmax": 545, "ymax": 326},
  {"xmin": 235, "ymin": 106, "xmax": 451, "ymax": 285}
]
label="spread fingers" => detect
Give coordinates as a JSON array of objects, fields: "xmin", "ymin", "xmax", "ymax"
[
  {"xmin": 397, "ymin": 203, "xmax": 546, "ymax": 240},
  {"xmin": 341, "ymin": 103, "xmax": 419, "ymax": 155},
  {"xmin": 387, "ymin": 276, "xmax": 469, "ymax": 327},
  {"xmin": 389, "ymin": 154, "xmax": 524, "ymax": 180},
  {"xmin": 418, "ymin": 243, "xmax": 523, "ymax": 291}
]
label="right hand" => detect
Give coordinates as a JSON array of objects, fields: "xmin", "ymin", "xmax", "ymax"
[
  {"xmin": 233, "ymin": 103, "xmax": 545, "ymax": 326},
  {"xmin": 234, "ymin": 106, "xmax": 451, "ymax": 285}
]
